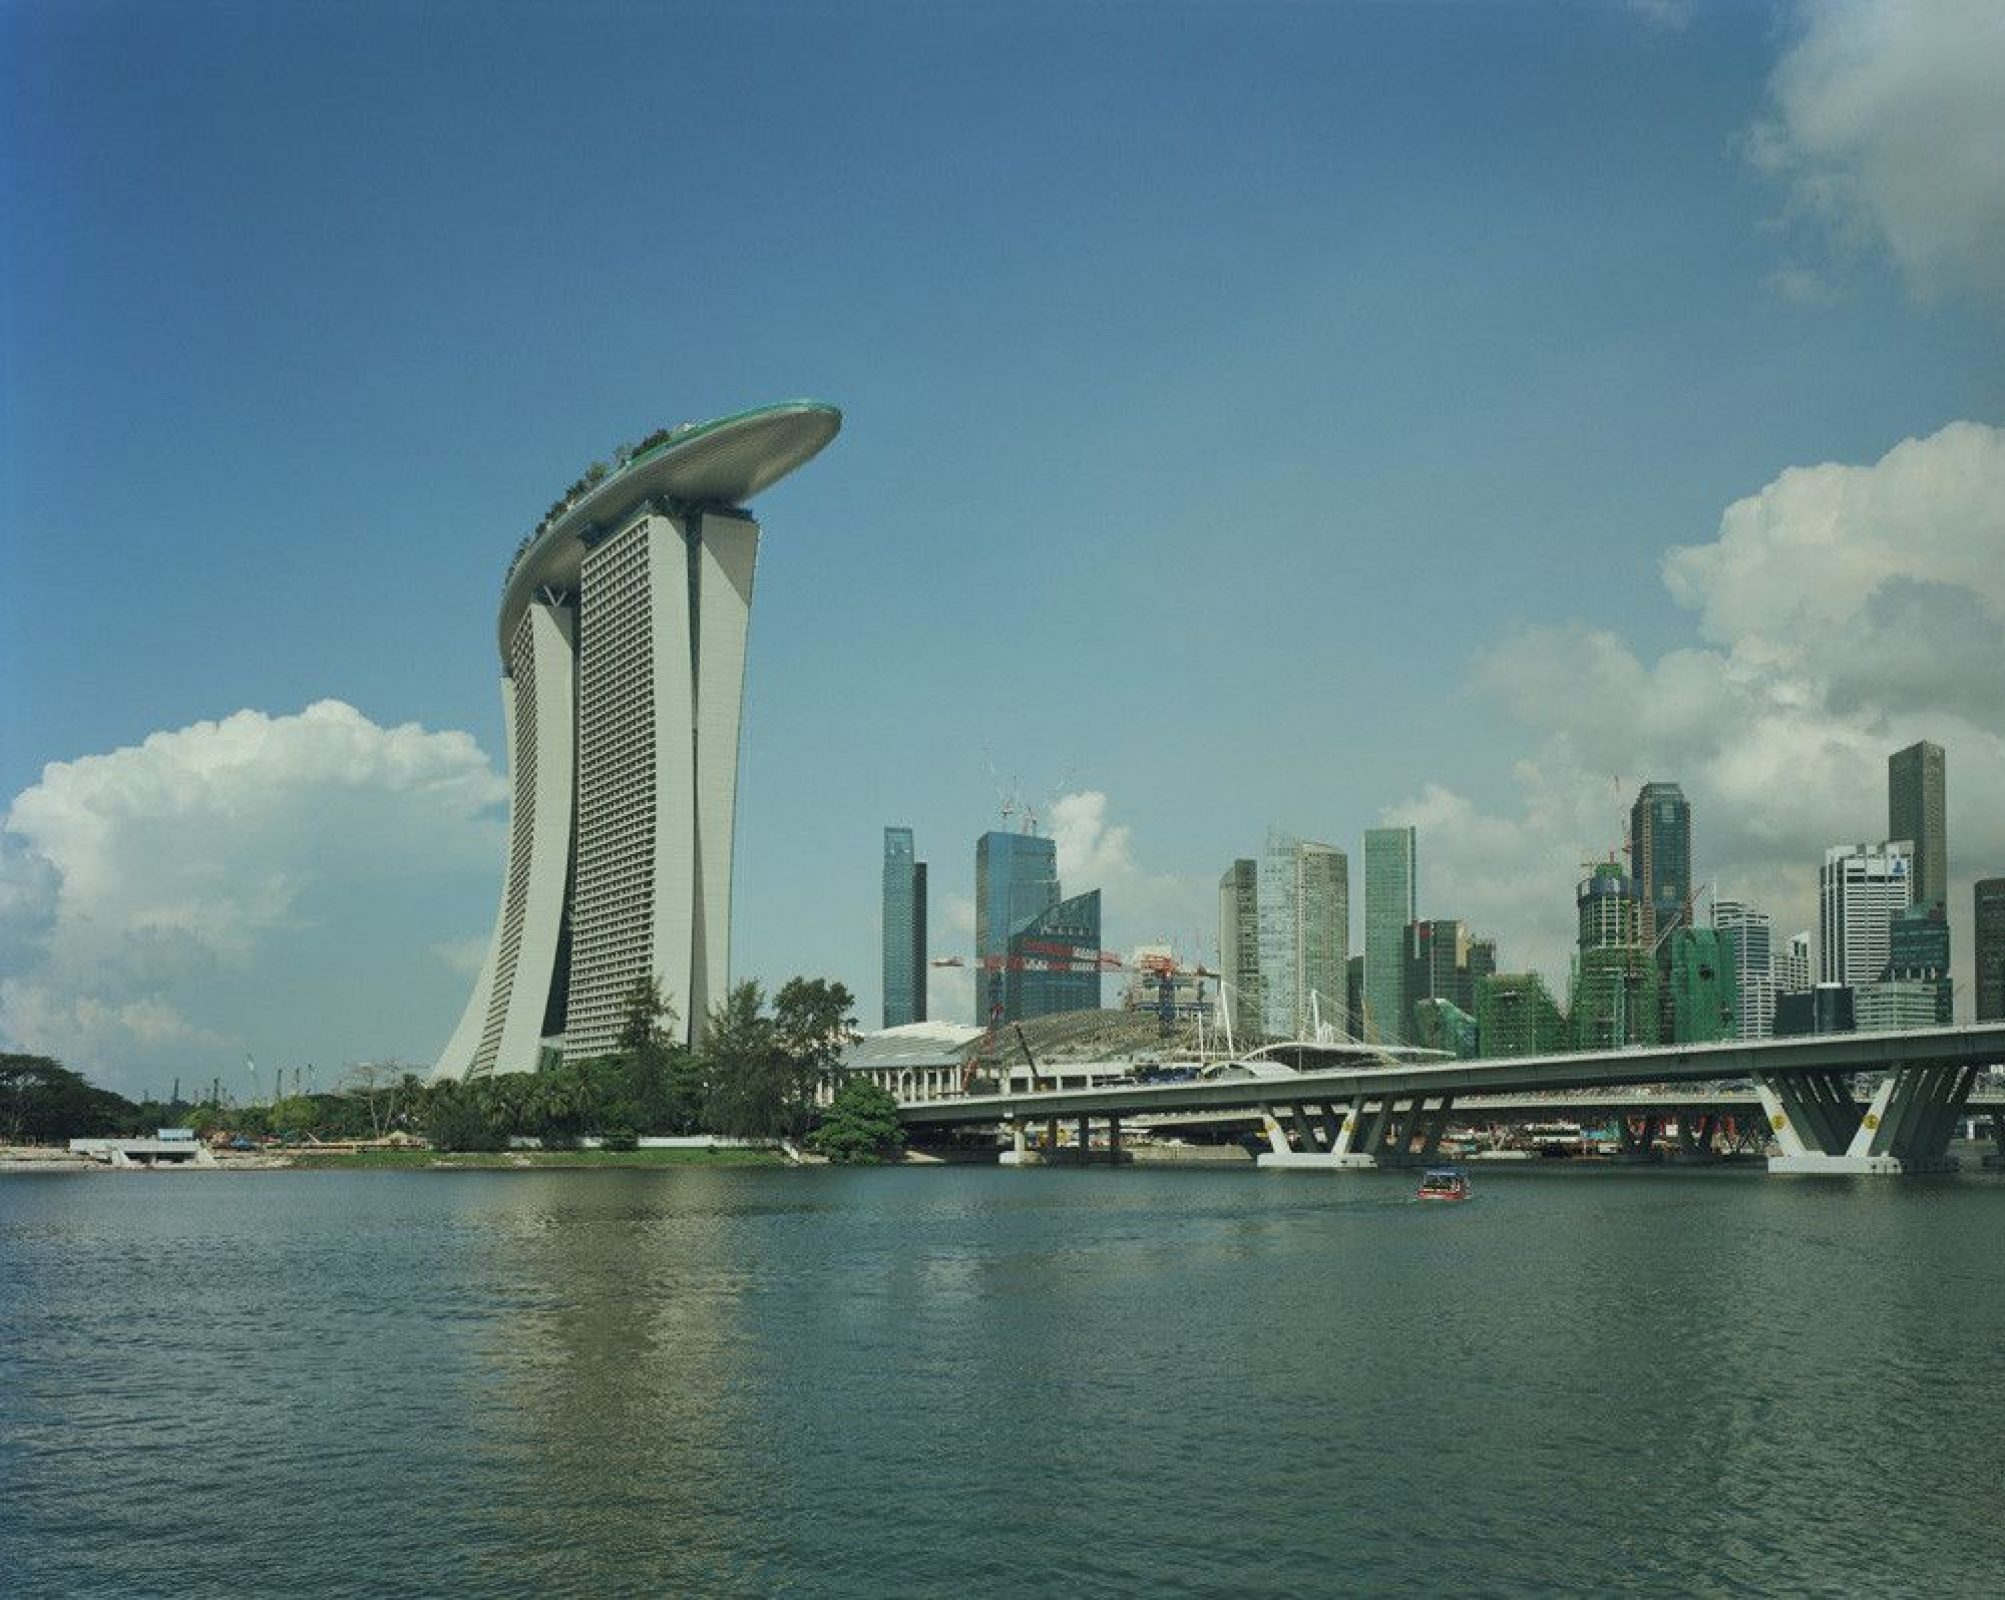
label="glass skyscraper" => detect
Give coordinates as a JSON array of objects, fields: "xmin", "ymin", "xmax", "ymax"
[
  {"xmin": 881, "ymin": 827, "xmax": 926, "ymax": 1028},
  {"xmin": 975, "ymin": 830, "xmax": 1059, "ymax": 1026},
  {"xmin": 1629, "ymin": 782, "xmax": 1692, "ymax": 947},
  {"xmin": 1007, "ymin": 889, "xmax": 1103, "ymax": 1020},
  {"xmin": 1363, "ymin": 826, "xmax": 1416, "ymax": 1045}
]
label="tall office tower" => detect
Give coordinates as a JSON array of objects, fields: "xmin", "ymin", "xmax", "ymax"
[
  {"xmin": 1668, "ymin": 927, "xmax": 1736, "ymax": 1043},
  {"xmin": 882, "ymin": 827, "xmax": 927, "ymax": 1027},
  {"xmin": 1218, "ymin": 859, "xmax": 1262, "ymax": 1042},
  {"xmin": 1888, "ymin": 741, "xmax": 1947, "ymax": 913},
  {"xmin": 1403, "ymin": 919, "xmax": 1472, "ymax": 1037},
  {"xmin": 1475, "ymin": 972, "xmax": 1567, "ymax": 1058},
  {"xmin": 1883, "ymin": 901, "xmax": 1951, "ymax": 1024},
  {"xmin": 1630, "ymin": 782, "xmax": 1693, "ymax": 949},
  {"xmin": 1363, "ymin": 826, "xmax": 1416, "ymax": 1045},
  {"xmin": 1779, "ymin": 931, "xmax": 1812, "ymax": 996},
  {"xmin": 1007, "ymin": 890, "xmax": 1103, "ymax": 1020},
  {"xmin": 975, "ymin": 830, "xmax": 1060, "ymax": 1025},
  {"xmin": 1571, "ymin": 862, "xmax": 1657, "ymax": 1048},
  {"xmin": 1630, "ymin": 781, "xmax": 1691, "ymax": 1042},
  {"xmin": 1819, "ymin": 841, "xmax": 1914, "ymax": 988},
  {"xmin": 1257, "ymin": 829, "xmax": 1348, "ymax": 1040},
  {"xmin": 1975, "ymin": 879, "xmax": 2005, "ymax": 1021},
  {"xmin": 1712, "ymin": 899, "xmax": 1775, "ymax": 1039},
  {"xmin": 1345, "ymin": 955, "xmax": 1365, "ymax": 1042},
  {"xmin": 912, "ymin": 861, "xmax": 928, "ymax": 1020},
  {"xmin": 436, "ymin": 403, "xmax": 841, "ymax": 1078}
]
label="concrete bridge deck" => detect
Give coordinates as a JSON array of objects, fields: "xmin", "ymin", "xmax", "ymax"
[{"xmin": 895, "ymin": 1024, "xmax": 2005, "ymax": 1176}]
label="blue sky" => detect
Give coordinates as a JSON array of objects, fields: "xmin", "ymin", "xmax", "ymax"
[{"xmin": 4, "ymin": 1, "xmax": 2003, "ymax": 1095}]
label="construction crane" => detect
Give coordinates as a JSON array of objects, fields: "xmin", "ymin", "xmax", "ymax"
[
  {"xmin": 934, "ymin": 945, "xmax": 1125, "ymax": 1090},
  {"xmin": 1128, "ymin": 949, "xmax": 1219, "ymax": 1040}
]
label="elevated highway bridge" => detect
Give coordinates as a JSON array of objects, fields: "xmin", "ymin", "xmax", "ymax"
[{"xmin": 894, "ymin": 1024, "xmax": 2005, "ymax": 1176}]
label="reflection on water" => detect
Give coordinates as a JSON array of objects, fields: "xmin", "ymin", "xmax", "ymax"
[
  {"xmin": 452, "ymin": 1173, "xmax": 761, "ymax": 1593},
  {"xmin": 3, "ymin": 1166, "xmax": 2002, "ymax": 1597}
]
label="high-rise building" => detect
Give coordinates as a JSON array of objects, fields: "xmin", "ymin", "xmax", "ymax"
[
  {"xmin": 1257, "ymin": 828, "xmax": 1348, "ymax": 1040},
  {"xmin": 1007, "ymin": 890, "xmax": 1102, "ymax": 1020},
  {"xmin": 1218, "ymin": 859, "xmax": 1262, "ymax": 1042},
  {"xmin": 1571, "ymin": 863, "xmax": 1657, "ymax": 1048},
  {"xmin": 1888, "ymin": 741, "xmax": 1947, "ymax": 913},
  {"xmin": 975, "ymin": 830, "xmax": 1059, "ymax": 1025},
  {"xmin": 1712, "ymin": 899, "xmax": 1775, "ymax": 1039},
  {"xmin": 1668, "ymin": 927, "xmax": 1736, "ymax": 1043},
  {"xmin": 1345, "ymin": 955, "xmax": 1365, "ymax": 1044},
  {"xmin": 1404, "ymin": 919, "xmax": 1472, "ymax": 1035},
  {"xmin": 1779, "ymin": 932, "xmax": 1812, "ymax": 996},
  {"xmin": 1977, "ymin": 879, "xmax": 2005, "ymax": 1023},
  {"xmin": 1630, "ymin": 781, "xmax": 1691, "ymax": 1041},
  {"xmin": 882, "ymin": 827, "xmax": 927, "ymax": 1028},
  {"xmin": 1630, "ymin": 782, "xmax": 1692, "ymax": 949},
  {"xmin": 1475, "ymin": 972, "xmax": 1567, "ymax": 1058},
  {"xmin": 1363, "ymin": 826, "xmax": 1416, "ymax": 1046},
  {"xmin": 1883, "ymin": 901, "xmax": 1951, "ymax": 1024},
  {"xmin": 1819, "ymin": 841, "xmax": 1914, "ymax": 989},
  {"xmin": 436, "ymin": 403, "xmax": 842, "ymax": 1078}
]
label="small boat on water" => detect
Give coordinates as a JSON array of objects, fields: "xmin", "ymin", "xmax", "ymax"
[{"xmin": 1416, "ymin": 1166, "xmax": 1472, "ymax": 1203}]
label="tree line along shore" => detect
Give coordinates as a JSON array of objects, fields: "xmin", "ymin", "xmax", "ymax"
[{"xmin": 2, "ymin": 976, "xmax": 907, "ymax": 1167}]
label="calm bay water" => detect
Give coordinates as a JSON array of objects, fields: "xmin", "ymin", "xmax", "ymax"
[{"xmin": 3, "ymin": 1164, "xmax": 2001, "ymax": 1598}]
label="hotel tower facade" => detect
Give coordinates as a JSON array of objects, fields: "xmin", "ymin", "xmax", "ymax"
[{"xmin": 435, "ymin": 402, "xmax": 841, "ymax": 1079}]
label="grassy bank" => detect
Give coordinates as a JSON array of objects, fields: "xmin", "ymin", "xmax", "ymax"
[{"xmin": 284, "ymin": 1146, "xmax": 788, "ymax": 1171}]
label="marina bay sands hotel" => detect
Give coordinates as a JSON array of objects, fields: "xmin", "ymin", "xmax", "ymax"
[{"xmin": 435, "ymin": 402, "xmax": 842, "ymax": 1079}]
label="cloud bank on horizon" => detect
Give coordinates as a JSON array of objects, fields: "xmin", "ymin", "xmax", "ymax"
[{"xmin": 0, "ymin": 703, "xmax": 503, "ymax": 1093}]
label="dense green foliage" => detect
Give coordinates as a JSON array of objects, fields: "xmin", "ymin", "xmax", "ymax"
[
  {"xmin": 4, "ymin": 974, "xmax": 865, "ymax": 1152},
  {"xmin": 1, "ymin": 1055, "xmax": 136, "ymax": 1142},
  {"xmin": 806, "ymin": 1079, "xmax": 904, "ymax": 1164}
]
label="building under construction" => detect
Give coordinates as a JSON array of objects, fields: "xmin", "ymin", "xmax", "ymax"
[
  {"xmin": 1570, "ymin": 862, "xmax": 1659, "ymax": 1049},
  {"xmin": 1475, "ymin": 972, "xmax": 1567, "ymax": 1058}
]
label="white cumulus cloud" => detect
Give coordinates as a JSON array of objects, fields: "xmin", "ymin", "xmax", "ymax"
[
  {"xmin": 1753, "ymin": 0, "xmax": 2005, "ymax": 307},
  {"xmin": 1048, "ymin": 790, "xmax": 1208, "ymax": 953},
  {"xmin": 0, "ymin": 700, "xmax": 506, "ymax": 1096},
  {"xmin": 1391, "ymin": 421, "xmax": 2005, "ymax": 1002}
]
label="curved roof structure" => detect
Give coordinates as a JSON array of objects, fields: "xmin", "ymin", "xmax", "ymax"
[{"xmin": 498, "ymin": 399, "xmax": 841, "ymax": 658}]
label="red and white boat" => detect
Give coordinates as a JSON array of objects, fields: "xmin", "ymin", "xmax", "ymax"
[{"xmin": 1416, "ymin": 1166, "xmax": 1472, "ymax": 1202}]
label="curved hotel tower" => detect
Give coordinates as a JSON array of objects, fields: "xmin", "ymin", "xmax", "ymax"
[{"xmin": 435, "ymin": 402, "xmax": 842, "ymax": 1079}]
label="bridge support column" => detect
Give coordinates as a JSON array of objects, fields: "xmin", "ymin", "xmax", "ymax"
[
  {"xmin": 1255, "ymin": 1099, "xmax": 1378, "ymax": 1170},
  {"xmin": 1982, "ymin": 1110, "xmax": 2005, "ymax": 1169},
  {"xmin": 1671, "ymin": 1113, "xmax": 1720, "ymax": 1164},
  {"xmin": 1762, "ymin": 1065, "xmax": 1976, "ymax": 1175},
  {"xmin": 1419, "ymin": 1098, "xmax": 1453, "ymax": 1159},
  {"xmin": 1077, "ymin": 1113, "xmax": 1090, "ymax": 1164},
  {"xmin": 1000, "ymin": 1119, "xmax": 1038, "ymax": 1166},
  {"xmin": 1107, "ymin": 1116, "xmax": 1122, "ymax": 1165}
]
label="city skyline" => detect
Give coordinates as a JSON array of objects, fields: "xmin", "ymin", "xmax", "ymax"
[{"xmin": 5, "ymin": 3, "xmax": 2005, "ymax": 1095}]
